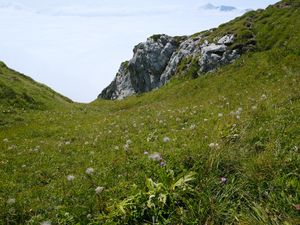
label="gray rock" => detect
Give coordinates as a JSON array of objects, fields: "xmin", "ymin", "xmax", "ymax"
[
  {"xmin": 98, "ymin": 33, "xmax": 244, "ymax": 100},
  {"xmin": 160, "ymin": 36, "xmax": 202, "ymax": 84},
  {"xmin": 99, "ymin": 34, "xmax": 180, "ymax": 99},
  {"xmin": 201, "ymin": 43, "xmax": 227, "ymax": 54},
  {"xmin": 217, "ymin": 34, "xmax": 235, "ymax": 45}
]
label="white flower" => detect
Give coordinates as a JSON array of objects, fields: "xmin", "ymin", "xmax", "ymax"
[
  {"xmin": 163, "ymin": 137, "xmax": 170, "ymax": 143},
  {"xmin": 144, "ymin": 151, "xmax": 149, "ymax": 155},
  {"xmin": 190, "ymin": 124, "xmax": 196, "ymax": 129},
  {"xmin": 67, "ymin": 175, "xmax": 75, "ymax": 181},
  {"xmin": 40, "ymin": 221, "xmax": 51, "ymax": 225},
  {"xmin": 95, "ymin": 186, "xmax": 104, "ymax": 194},
  {"xmin": 126, "ymin": 139, "xmax": 132, "ymax": 145},
  {"xmin": 85, "ymin": 168, "xmax": 94, "ymax": 175},
  {"xmin": 114, "ymin": 146, "xmax": 119, "ymax": 150},
  {"xmin": 218, "ymin": 113, "xmax": 223, "ymax": 117},
  {"xmin": 261, "ymin": 94, "xmax": 267, "ymax": 100},
  {"xmin": 251, "ymin": 105, "xmax": 257, "ymax": 110},
  {"xmin": 65, "ymin": 141, "xmax": 71, "ymax": 145},
  {"xmin": 209, "ymin": 143, "xmax": 219, "ymax": 149},
  {"xmin": 209, "ymin": 143, "xmax": 215, "ymax": 148},
  {"xmin": 7, "ymin": 198, "xmax": 16, "ymax": 205},
  {"xmin": 124, "ymin": 143, "xmax": 129, "ymax": 150},
  {"xmin": 149, "ymin": 153, "xmax": 162, "ymax": 161},
  {"xmin": 3, "ymin": 138, "xmax": 8, "ymax": 142},
  {"xmin": 236, "ymin": 115, "xmax": 240, "ymax": 120},
  {"xmin": 204, "ymin": 118, "xmax": 208, "ymax": 122},
  {"xmin": 220, "ymin": 177, "xmax": 227, "ymax": 183}
]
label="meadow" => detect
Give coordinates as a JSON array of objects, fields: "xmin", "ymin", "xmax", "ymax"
[{"xmin": 0, "ymin": 0, "xmax": 300, "ymax": 224}]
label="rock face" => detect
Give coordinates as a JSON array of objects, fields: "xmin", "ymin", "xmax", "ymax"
[{"xmin": 99, "ymin": 33, "xmax": 241, "ymax": 100}]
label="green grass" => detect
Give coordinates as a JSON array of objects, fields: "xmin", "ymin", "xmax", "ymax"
[
  {"xmin": 0, "ymin": 0, "xmax": 299, "ymax": 224},
  {"xmin": 0, "ymin": 62, "xmax": 72, "ymax": 126}
]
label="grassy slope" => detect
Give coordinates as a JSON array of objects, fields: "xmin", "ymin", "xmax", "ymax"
[
  {"xmin": 0, "ymin": 62, "xmax": 72, "ymax": 126},
  {"xmin": 0, "ymin": 0, "xmax": 299, "ymax": 224}
]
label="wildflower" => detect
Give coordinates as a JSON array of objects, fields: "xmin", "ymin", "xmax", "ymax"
[
  {"xmin": 95, "ymin": 186, "xmax": 105, "ymax": 194},
  {"xmin": 65, "ymin": 141, "xmax": 71, "ymax": 145},
  {"xmin": 220, "ymin": 177, "xmax": 227, "ymax": 184},
  {"xmin": 8, "ymin": 145, "xmax": 17, "ymax": 150},
  {"xmin": 149, "ymin": 153, "xmax": 162, "ymax": 161},
  {"xmin": 40, "ymin": 221, "xmax": 51, "ymax": 225},
  {"xmin": 209, "ymin": 143, "xmax": 219, "ymax": 149},
  {"xmin": 209, "ymin": 143, "xmax": 215, "ymax": 148},
  {"xmin": 67, "ymin": 175, "xmax": 75, "ymax": 181},
  {"xmin": 218, "ymin": 113, "xmax": 223, "ymax": 118},
  {"xmin": 7, "ymin": 198, "xmax": 16, "ymax": 205},
  {"xmin": 236, "ymin": 115, "xmax": 240, "ymax": 120},
  {"xmin": 204, "ymin": 118, "xmax": 208, "ymax": 122},
  {"xmin": 160, "ymin": 161, "xmax": 167, "ymax": 167},
  {"xmin": 190, "ymin": 124, "xmax": 196, "ymax": 129},
  {"xmin": 233, "ymin": 134, "xmax": 239, "ymax": 139},
  {"xmin": 3, "ymin": 138, "xmax": 8, "ymax": 142},
  {"xmin": 261, "ymin": 94, "xmax": 267, "ymax": 100},
  {"xmin": 124, "ymin": 143, "xmax": 129, "ymax": 150},
  {"xmin": 114, "ymin": 146, "xmax": 119, "ymax": 150},
  {"xmin": 294, "ymin": 204, "xmax": 300, "ymax": 211},
  {"xmin": 87, "ymin": 214, "xmax": 92, "ymax": 219},
  {"xmin": 163, "ymin": 137, "xmax": 171, "ymax": 143},
  {"xmin": 251, "ymin": 105, "xmax": 257, "ymax": 110},
  {"xmin": 144, "ymin": 151, "xmax": 149, "ymax": 155},
  {"xmin": 85, "ymin": 168, "xmax": 94, "ymax": 175}
]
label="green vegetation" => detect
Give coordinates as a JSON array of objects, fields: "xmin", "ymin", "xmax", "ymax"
[
  {"xmin": 199, "ymin": 0, "xmax": 300, "ymax": 53},
  {"xmin": 150, "ymin": 34, "xmax": 163, "ymax": 42},
  {"xmin": 0, "ymin": 0, "xmax": 299, "ymax": 224},
  {"xmin": 176, "ymin": 56, "xmax": 200, "ymax": 79},
  {"xmin": 0, "ymin": 62, "xmax": 72, "ymax": 126}
]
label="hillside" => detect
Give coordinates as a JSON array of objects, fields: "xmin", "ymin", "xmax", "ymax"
[
  {"xmin": 99, "ymin": 0, "xmax": 300, "ymax": 100},
  {"xmin": 0, "ymin": 62, "xmax": 72, "ymax": 126},
  {"xmin": 0, "ymin": 0, "xmax": 300, "ymax": 224}
]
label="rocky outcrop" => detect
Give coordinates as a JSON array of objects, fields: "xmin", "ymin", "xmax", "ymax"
[
  {"xmin": 98, "ymin": 33, "xmax": 242, "ymax": 100},
  {"xmin": 99, "ymin": 35, "xmax": 180, "ymax": 100}
]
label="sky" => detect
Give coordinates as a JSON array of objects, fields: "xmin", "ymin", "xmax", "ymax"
[{"xmin": 0, "ymin": 0, "xmax": 278, "ymax": 102}]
